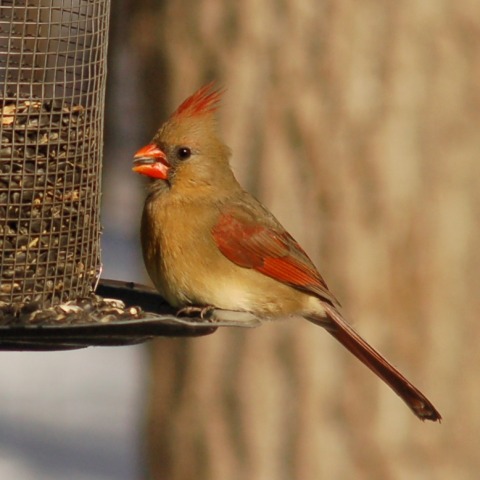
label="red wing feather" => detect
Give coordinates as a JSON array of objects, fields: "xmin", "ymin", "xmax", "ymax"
[{"xmin": 212, "ymin": 212, "xmax": 338, "ymax": 306}]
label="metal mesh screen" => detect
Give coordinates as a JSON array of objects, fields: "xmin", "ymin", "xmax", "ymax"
[{"xmin": 0, "ymin": 0, "xmax": 109, "ymax": 307}]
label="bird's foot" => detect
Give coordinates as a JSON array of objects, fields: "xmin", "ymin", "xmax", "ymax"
[{"xmin": 176, "ymin": 305, "xmax": 215, "ymax": 321}]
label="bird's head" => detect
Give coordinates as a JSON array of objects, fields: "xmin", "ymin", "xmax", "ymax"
[{"xmin": 133, "ymin": 83, "xmax": 235, "ymax": 193}]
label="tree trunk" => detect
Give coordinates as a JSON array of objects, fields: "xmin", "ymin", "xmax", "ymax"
[{"xmin": 131, "ymin": 1, "xmax": 480, "ymax": 479}]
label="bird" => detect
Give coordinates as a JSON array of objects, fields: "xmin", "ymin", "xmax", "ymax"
[{"xmin": 132, "ymin": 83, "xmax": 441, "ymax": 422}]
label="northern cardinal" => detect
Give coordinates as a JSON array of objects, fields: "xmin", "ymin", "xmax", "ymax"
[{"xmin": 132, "ymin": 83, "xmax": 441, "ymax": 422}]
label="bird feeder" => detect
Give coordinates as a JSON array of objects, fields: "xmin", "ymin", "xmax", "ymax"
[
  {"xmin": 0, "ymin": 0, "xmax": 106, "ymax": 308},
  {"xmin": 0, "ymin": 0, "xmax": 235, "ymax": 350}
]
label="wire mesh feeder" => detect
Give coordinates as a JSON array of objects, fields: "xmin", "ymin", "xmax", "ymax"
[
  {"xmin": 0, "ymin": 1, "xmax": 249, "ymax": 350},
  {"xmin": 0, "ymin": 0, "xmax": 107, "ymax": 307}
]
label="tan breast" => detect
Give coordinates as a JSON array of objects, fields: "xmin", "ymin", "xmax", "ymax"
[{"xmin": 140, "ymin": 192, "xmax": 320, "ymax": 316}]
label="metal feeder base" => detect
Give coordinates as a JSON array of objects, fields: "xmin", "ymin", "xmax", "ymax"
[{"xmin": 0, "ymin": 279, "xmax": 261, "ymax": 351}]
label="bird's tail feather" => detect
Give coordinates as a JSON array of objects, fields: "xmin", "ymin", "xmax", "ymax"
[{"xmin": 307, "ymin": 305, "xmax": 441, "ymax": 422}]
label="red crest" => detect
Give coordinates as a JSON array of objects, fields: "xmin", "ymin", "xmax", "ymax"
[{"xmin": 173, "ymin": 82, "xmax": 224, "ymax": 119}]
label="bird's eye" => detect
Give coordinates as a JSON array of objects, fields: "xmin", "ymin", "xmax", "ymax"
[{"xmin": 177, "ymin": 147, "xmax": 192, "ymax": 160}]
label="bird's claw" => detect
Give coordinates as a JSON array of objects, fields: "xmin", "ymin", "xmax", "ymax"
[{"xmin": 176, "ymin": 305, "xmax": 215, "ymax": 321}]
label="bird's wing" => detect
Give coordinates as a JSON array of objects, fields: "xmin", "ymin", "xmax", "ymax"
[{"xmin": 211, "ymin": 207, "xmax": 339, "ymax": 307}]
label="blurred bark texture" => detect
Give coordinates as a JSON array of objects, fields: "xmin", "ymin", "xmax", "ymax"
[{"xmin": 131, "ymin": 1, "xmax": 480, "ymax": 479}]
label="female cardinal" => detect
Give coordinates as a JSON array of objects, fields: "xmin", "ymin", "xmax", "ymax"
[{"xmin": 132, "ymin": 83, "xmax": 441, "ymax": 422}]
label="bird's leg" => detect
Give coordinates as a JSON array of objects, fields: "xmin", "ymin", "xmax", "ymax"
[{"xmin": 176, "ymin": 305, "xmax": 215, "ymax": 320}]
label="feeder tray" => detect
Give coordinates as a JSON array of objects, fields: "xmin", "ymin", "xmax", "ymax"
[
  {"xmin": 0, "ymin": 1, "xmax": 256, "ymax": 350},
  {"xmin": 0, "ymin": 279, "xmax": 262, "ymax": 351}
]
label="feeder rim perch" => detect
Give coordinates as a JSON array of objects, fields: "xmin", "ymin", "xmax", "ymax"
[{"xmin": 0, "ymin": 278, "xmax": 261, "ymax": 351}]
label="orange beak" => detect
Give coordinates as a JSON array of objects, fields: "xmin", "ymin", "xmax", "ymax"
[{"xmin": 132, "ymin": 144, "xmax": 170, "ymax": 180}]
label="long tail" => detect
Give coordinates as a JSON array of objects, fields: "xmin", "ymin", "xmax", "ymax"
[{"xmin": 307, "ymin": 305, "xmax": 441, "ymax": 422}]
